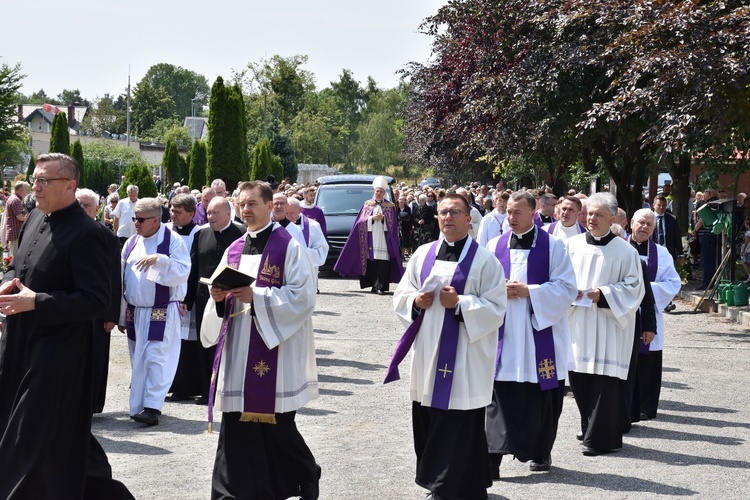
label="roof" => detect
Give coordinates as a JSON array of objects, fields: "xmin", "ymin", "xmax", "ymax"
[
  {"xmin": 19, "ymin": 104, "xmax": 88, "ymax": 123},
  {"xmin": 183, "ymin": 117, "xmax": 208, "ymax": 139}
]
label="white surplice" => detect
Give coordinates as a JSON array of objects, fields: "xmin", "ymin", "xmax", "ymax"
[
  {"xmin": 393, "ymin": 238, "xmax": 507, "ymax": 410},
  {"xmin": 468, "ymin": 207, "xmax": 483, "ymax": 240},
  {"xmin": 565, "ymin": 233, "xmax": 645, "ymax": 380},
  {"xmin": 641, "ymin": 244, "xmax": 681, "ymax": 351},
  {"xmin": 165, "ymin": 222, "xmax": 201, "ymax": 340},
  {"xmin": 486, "ymin": 231, "xmax": 578, "ymax": 382},
  {"xmin": 120, "ymin": 224, "xmax": 191, "ymax": 414},
  {"xmin": 367, "ymin": 204, "xmax": 390, "ymax": 261},
  {"xmin": 476, "ymin": 210, "xmax": 506, "ymax": 247},
  {"xmin": 300, "ymin": 216, "xmax": 329, "ymax": 268},
  {"xmin": 201, "ymin": 225, "xmax": 318, "ymax": 414},
  {"xmin": 549, "ymin": 221, "xmax": 584, "ymax": 241}
]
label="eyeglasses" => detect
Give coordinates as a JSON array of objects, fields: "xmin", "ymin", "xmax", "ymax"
[
  {"xmin": 31, "ymin": 176, "xmax": 72, "ymax": 186},
  {"xmin": 437, "ymin": 209, "xmax": 469, "ymax": 218},
  {"xmin": 132, "ymin": 216, "xmax": 156, "ymax": 223}
]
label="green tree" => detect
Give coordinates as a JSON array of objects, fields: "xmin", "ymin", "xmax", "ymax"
[
  {"xmin": 207, "ymin": 77, "xmax": 248, "ymax": 187},
  {"xmin": 331, "ymin": 69, "xmax": 365, "ymax": 170},
  {"xmin": 83, "ymin": 141, "xmax": 144, "ymax": 182},
  {"xmin": 26, "ymin": 88, "xmax": 54, "ymax": 104},
  {"xmin": 49, "ymin": 112, "xmax": 71, "ymax": 155},
  {"xmin": 84, "ymin": 159, "xmax": 116, "ymax": 197},
  {"xmin": 118, "ymin": 163, "xmax": 157, "ymax": 199},
  {"xmin": 131, "ymin": 79, "xmax": 177, "ymax": 134},
  {"xmin": 71, "ymin": 139, "xmax": 85, "ymax": 186},
  {"xmin": 0, "ymin": 61, "xmax": 28, "ymax": 165},
  {"xmin": 250, "ymin": 137, "xmax": 275, "ymax": 181},
  {"xmin": 26, "ymin": 155, "xmax": 35, "ymax": 182},
  {"xmin": 162, "ymin": 139, "xmax": 180, "ymax": 186},
  {"xmin": 56, "ymin": 88, "xmax": 89, "ymax": 106},
  {"xmin": 188, "ymin": 139, "xmax": 207, "ymax": 189},
  {"xmin": 80, "ymin": 94, "xmax": 127, "ymax": 136},
  {"xmin": 354, "ymin": 86, "xmax": 406, "ymax": 173},
  {"xmin": 140, "ymin": 63, "xmax": 210, "ymax": 120}
]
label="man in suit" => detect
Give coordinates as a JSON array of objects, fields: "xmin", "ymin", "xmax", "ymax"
[
  {"xmin": 184, "ymin": 196, "xmax": 245, "ymax": 404},
  {"xmin": 652, "ymin": 195, "xmax": 682, "ymax": 312}
]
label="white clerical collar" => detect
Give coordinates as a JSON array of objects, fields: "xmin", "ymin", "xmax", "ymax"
[
  {"xmin": 592, "ymin": 230, "xmax": 612, "ymax": 241},
  {"xmin": 511, "ymin": 225, "xmax": 535, "ymax": 237},
  {"xmin": 219, "ymin": 219, "xmax": 233, "ymax": 233},
  {"xmin": 443, "ymin": 234, "xmax": 469, "ymax": 247},
  {"xmin": 247, "ymin": 220, "xmax": 273, "ymax": 238}
]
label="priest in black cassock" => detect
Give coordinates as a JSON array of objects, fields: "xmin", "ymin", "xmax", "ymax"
[
  {"xmin": 0, "ymin": 153, "xmax": 133, "ymax": 499},
  {"xmin": 183, "ymin": 196, "xmax": 245, "ymax": 404}
]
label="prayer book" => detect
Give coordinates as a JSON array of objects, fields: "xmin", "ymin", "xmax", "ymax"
[{"xmin": 200, "ymin": 265, "xmax": 255, "ymax": 290}]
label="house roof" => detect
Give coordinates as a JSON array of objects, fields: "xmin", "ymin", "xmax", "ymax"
[
  {"xmin": 183, "ymin": 117, "xmax": 208, "ymax": 140},
  {"xmin": 19, "ymin": 104, "xmax": 88, "ymax": 124}
]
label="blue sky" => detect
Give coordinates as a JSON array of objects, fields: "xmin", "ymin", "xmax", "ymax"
[{"xmin": 2, "ymin": 0, "xmax": 445, "ymax": 101}]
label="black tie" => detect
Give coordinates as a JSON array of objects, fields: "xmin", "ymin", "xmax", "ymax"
[{"xmin": 657, "ymin": 216, "xmax": 665, "ymax": 246}]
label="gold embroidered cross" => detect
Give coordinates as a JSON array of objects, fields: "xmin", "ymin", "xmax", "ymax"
[
  {"xmin": 438, "ymin": 364, "xmax": 452, "ymax": 378},
  {"xmin": 253, "ymin": 360, "xmax": 270, "ymax": 377},
  {"xmin": 538, "ymin": 358, "xmax": 556, "ymax": 380}
]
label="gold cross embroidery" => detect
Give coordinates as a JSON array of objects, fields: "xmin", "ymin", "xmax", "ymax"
[{"xmin": 438, "ymin": 364, "xmax": 452, "ymax": 378}]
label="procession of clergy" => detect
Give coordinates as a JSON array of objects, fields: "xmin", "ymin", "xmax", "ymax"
[{"xmin": 113, "ymin": 174, "xmax": 680, "ymax": 500}]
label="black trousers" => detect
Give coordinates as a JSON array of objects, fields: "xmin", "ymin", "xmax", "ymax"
[
  {"xmin": 569, "ymin": 372, "xmax": 624, "ymax": 452},
  {"xmin": 413, "ymin": 402, "xmax": 490, "ymax": 500},
  {"xmin": 636, "ymin": 350, "xmax": 663, "ymax": 418}
]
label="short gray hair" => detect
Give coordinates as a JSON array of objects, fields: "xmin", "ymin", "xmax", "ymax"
[
  {"xmin": 509, "ymin": 190, "xmax": 536, "ymax": 211},
  {"xmin": 287, "ymin": 197, "xmax": 301, "ymax": 208},
  {"xmin": 588, "ymin": 192, "xmax": 618, "ymax": 216},
  {"xmin": 126, "ymin": 184, "xmax": 139, "ymax": 195},
  {"xmin": 75, "ymin": 188, "xmax": 100, "ymax": 207},
  {"xmin": 632, "ymin": 208, "xmax": 655, "ymax": 223},
  {"xmin": 134, "ymin": 198, "xmax": 163, "ymax": 217}
]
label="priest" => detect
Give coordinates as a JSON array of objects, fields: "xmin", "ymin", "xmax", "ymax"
[
  {"xmin": 546, "ymin": 196, "xmax": 586, "ymax": 241},
  {"xmin": 566, "ymin": 192, "xmax": 644, "ymax": 456},
  {"xmin": 119, "ymin": 198, "xmax": 191, "ymax": 426},
  {"xmin": 201, "ymin": 181, "xmax": 320, "ymax": 500},
  {"xmin": 476, "ymin": 191, "xmax": 509, "ymax": 247},
  {"xmin": 629, "ymin": 208, "xmax": 681, "ymax": 421},
  {"xmin": 286, "ymin": 196, "xmax": 329, "ymax": 288},
  {"xmin": 335, "ymin": 176, "xmax": 403, "ymax": 294},
  {"xmin": 387, "ymin": 193, "xmax": 506, "ymax": 500},
  {"xmin": 484, "ymin": 191, "xmax": 577, "ymax": 474}
]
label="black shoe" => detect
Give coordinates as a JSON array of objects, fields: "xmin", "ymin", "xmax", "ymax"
[
  {"xmin": 165, "ymin": 394, "xmax": 192, "ymax": 402},
  {"xmin": 370, "ymin": 288, "xmax": 378, "ymax": 294},
  {"xmin": 300, "ymin": 464, "xmax": 321, "ymax": 500},
  {"xmin": 664, "ymin": 302, "xmax": 676, "ymax": 312},
  {"xmin": 639, "ymin": 412, "xmax": 651, "ymax": 420},
  {"xmin": 582, "ymin": 446, "xmax": 601, "ymax": 456},
  {"xmin": 489, "ymin": 453, "xmax": 502, "ymax": 480},
  {"xmin": 576, "ymin": 431, "xmax": 584, "ymax": 441},
  {"xmin": 529, "ymin": 456, "xmax": 551, "ymax": 472},
  {"xmin": 195, "ymin": 396, "xmax": 208, "ymax": 405},
  {"xmin": 132, "ymin": 407, "xmax": 159, "ymax": 426},
  {"xmin": 376, "ymin": 289, "xmax": 385, "ymax": 295}
]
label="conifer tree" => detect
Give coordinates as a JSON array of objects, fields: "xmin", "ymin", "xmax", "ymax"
[
  {"xmin": 49, "ymin": 112, "xmax": 70, "ymax": 155},
  {"xmin": 118, "ymin": 163, "xmax": 157, "ymax": 199},
  {"xmin": 162, "ymin": 139, "xmax": 180, "ymax": 186},
  {"xmin": 207, "ymin": 77, "xmax": 250, "ymax": 187},
  {"xmin": 189, "ymin": 139, "xmax": 207, "ymax": 189},
  {"xmin": 71, "ymin": 139, "xmax": 85, "ymax": 186},
  {"xmin": 26, "ymin": 155, "xmax": 35, "ymax": 183}
]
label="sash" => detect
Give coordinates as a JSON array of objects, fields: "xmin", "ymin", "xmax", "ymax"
[
  {"xmin": 384, "ymin": 238, "xmax": 479, "ymax": 411},
  {"xmin": 493, "ymin": 228, "xmax": 559, "ymax": 391},
  {"xmin": 124, "ymin": 229, "xmax": 172, "ymax": 342},
  {"xmin": 300, "ymin": 214, "xmax": 310, "ymax": 246},
  {"xmin": 547, "ymin": 220, "xmax": 586, "ymax": 235},
  {"xmin": 628, "ymin": 235, "xmax": 658, "ymax": 354},
  {"xmin": 207, "ymin": 227, "xmax": 292, "ymax": 432}
]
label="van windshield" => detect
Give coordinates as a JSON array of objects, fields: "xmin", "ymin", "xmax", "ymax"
[{"xmin": 317, "ymin": 185, "xmax": 392, "ymax": 215}]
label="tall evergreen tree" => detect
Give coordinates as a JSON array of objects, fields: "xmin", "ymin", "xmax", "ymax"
[
  {"xmin": 71, "ymin": 139, "xmax": 85, "ymax": 186},
  {"xmin": 250, "ymin": 137, "xmax": 274, "ymax": 181},
  {"xmin": 207, "ymin": 77, "xmax": 250, "ymax": 187},
  {"xmin": 188, "ymin": 139, "xmax": 207, "ymax": 189},
  {"xmin": 207, "ymin": 77, "xmax": 228, "ymax": 183},
  {"xmin": 49, "ymin": 112, "xmax": 70, "ymax": 155},
  {"xmin": 118, "ymin": 163, "xmax": 157, "ymax": 199},
  {"xmin": 26, "ymin": 155, "xmax": 35, "ymax": 183},
  {"xmin": 162, "ymin": 139, "xmax": 180, "ymax": 186}
]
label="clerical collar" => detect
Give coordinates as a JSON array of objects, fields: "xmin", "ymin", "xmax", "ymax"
[
  {"xmin": 173, "ymin": 221, "xmax": 196, "ymax": 235},
  {"xmin": 510, "ymin": 225, "xmax": 536, "ymax": 250},
  {"xmin": 629, "ymin": 237, "xmax": 649, "ymax": 256},
  {"xmin": 438, "ymin": 234, "xmax": 469, "ymax": 262},
  {"xmin": 585, "ymin": 230, "xmax": 616, "ymax": 246},
  {"xmin": 216, "ymin": 219, "xmax": 234, "ymax": 233},
  {"xmin": 45, "ymin": 200, "xmax": 80, "ymax": 219},
  {"xmin": 294, "ymin": 215, "xmax": 303, "ymax": 225},
  {"xmin": 276, "ymin": 218, "xmax": 291, "ymax": 228},
  {"xmin": 247, "ymin": 220, "xmax": 273, "ymax": 238},
  {"xmin": 539, "ymin": 214, "xmax": 553, "ymax": 223}
]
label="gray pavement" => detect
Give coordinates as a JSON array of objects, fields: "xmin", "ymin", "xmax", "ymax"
[{"xmin": 96, "ymin": 275, "xmax": 750, "ymax": 499}]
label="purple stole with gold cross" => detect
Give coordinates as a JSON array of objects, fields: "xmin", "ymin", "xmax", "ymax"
[
  {"xmin": 384, "ymin": 237, "xmax": 479, "ymax": 410},
  {"xmin": 494, "ymin": 228, "xmax": 559, "ymax": 391},
  {"xmin": 207, "ymin": 227, "xmax": 292, "ymax": 432},
  {"xmin": 124, "ymin": 228, "xmax": 172, "ymax": 342}
]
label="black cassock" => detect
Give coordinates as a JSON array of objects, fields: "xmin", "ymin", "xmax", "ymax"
[
  {"xmin": 173, "ymin": 222, "xmax": 245, "ymax": 400},
  {"xmin": 0, "ymin": 202, "xmax": 133, "ymax": 499}
]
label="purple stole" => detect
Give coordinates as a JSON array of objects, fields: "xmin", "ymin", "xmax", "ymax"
[
  {"xmin": 493, "ymin": 228, "xmax": 559, "ymax": 391},
  {"xmin": 207, "ymin": 227, "xmax": 292, "ymax": 431},
  {"xmin": 532, "ymin": 211, "xmax": 544, "ymax": 228},
  {"xmin": 628, "ymin": 235, "xmax": 658, "ymax": 354},
  {"xmin": 547, "ymin": 220, "xmax": 586, "ymax": 235},
  {"xmin": 300, "ymin": 214, "xmax": 310, "ymax": 246},
  {"xmin": 124, "ymin": 229, "xmax": 172, "ymax": 342},
  {"xmin": 384, "ymin": 238, "xmax": 479, "ymax": 410}
]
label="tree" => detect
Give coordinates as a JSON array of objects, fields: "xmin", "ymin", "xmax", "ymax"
[
  {"xmin": 80, "ymin": 94, "xmax": 127, "ymax": 136},
  {"xmin": 56, "ymin": 88, "xmax": 89, "ymax": 106},
  {"xmin": 206, "ymin": 77, "xmax": 248, "ymax": 187},
  {"xmin": 71, "ymin": 139, "xmax": 85, "ymax": 186},
  {"xmin": 140, "ymin": 63, "xmax": 210, "ymax": 120},
  {"xmin": 354, "ymin": 86, "xmax": 406, "ymax": 173},
  {"xmin": 162, "ymin": 139, "xmax": 181, "ymax": 186},
  {"xmin": 84, "ymin": 159, "xmax": 116, "ymax": 197},
  {"xmin": 188, "ymin": 139, "xmax": 207, "ymax": 189},
  {"xmin": 0, "ymin": 61, "xmax": 28, "ymax": 165},
  {"xmin": 118, "ymin": 163, "xmax": 157, "ymax": 199},
  {"xmin": 49, "ymin": 112, "xmax": 70, "ymax": 155},
  {"xmin": 83, "ymin": 140, "xmax": 144, "ymax": 183},
  {"xmin": 330, "ymin": 69, "xmax": 365, "ymax": 170},
  {"xmin": 250, "ymin": 137, "xmax": 276, "ymax": 181},
  {"xmin": 26, "ymin": 88, "xmax": 54, "ymax": 104},
  {"xmin": 131, "ymin": 79, "xmax": 177, "ymax": 134},
  {"xmin": 26, "ymin": 155, "xmax": 35, "ymax": 183}
]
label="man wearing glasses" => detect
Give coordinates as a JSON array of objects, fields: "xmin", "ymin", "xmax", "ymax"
[
  {"xmin": 119, "ymin": 198, "xmax": 191, "ymax": 426},
  {"xmin": 0, "ymin": 153, "xmax": 134, "ymax": 498},
  {"xmin": 388, "ymin": 194, "xmax": 506, "ymax": 500}
]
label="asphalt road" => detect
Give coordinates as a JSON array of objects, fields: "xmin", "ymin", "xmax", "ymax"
[{"xmin": 96, "ymin": 275, "xmax": 750, "ymax": 499}]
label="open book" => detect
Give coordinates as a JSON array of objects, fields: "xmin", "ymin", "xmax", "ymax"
[{"xmin": 199, "ymin": 265, "xmax": 255, "ymax": 290}]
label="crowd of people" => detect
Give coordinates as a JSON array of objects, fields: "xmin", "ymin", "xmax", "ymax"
[{"xmin": 0, "ymin": 156, "xmax": 691, "ymax": 500}]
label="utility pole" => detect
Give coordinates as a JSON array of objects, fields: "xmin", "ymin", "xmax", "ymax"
[{"xmin": 126, "ymin": 67, "xmax": 131, "ymax": 148}]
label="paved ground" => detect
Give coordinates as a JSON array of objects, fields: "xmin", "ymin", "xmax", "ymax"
[{"xmin": 96, "ymin": 275, "xmax": 750, "ymax": 499}]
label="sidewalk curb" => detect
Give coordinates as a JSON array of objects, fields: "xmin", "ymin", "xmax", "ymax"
[{"xmin": 679, "ymin": 289, "xmax": 750, "ymax": 327}]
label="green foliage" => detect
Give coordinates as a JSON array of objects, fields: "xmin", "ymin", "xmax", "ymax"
[
  {"xmin": 354, "ymin": 86, "xmax": 406, "ymax": 174},
  {"xmin": 131, "ymin": 79, "xmax": 176, "ymax": 134},
  {"xmin": 84, "ymin": 159, "xmax": 116, "ymax": 197},
  {"xmin": 207, "ymin": 77, "xmax": 248, "ymax": 187},
  {"xmin": 80, "ymin": 93, "xmax": 127, "ymax": 136},
  {"xmin": 141, "ymin": 118, "xmax": 192, "ymax": 148},
  {"xmin": 71, "ymin": 140, "xmax": 85, "ymax": 186},
  {"xmin": 140, "ymin": 63, "xmax": 209, "ymax": 120},
  {"xmin": 162, "ymin": 139, "xmax": 181, "ymax": 186},
  {"xmin": 250, "ymin": 137, "xmax": 277, "ymax": 181},
  {"xmin": 49, "ymin": 112, "xmax": 71, "ymax": 155},
  {"xmin": 0, "ymin": 61, "xmax": 28, "ymax": 166},
  {"xmin": 26, "ymin": 155, "xmax": 35, "ymax": 182},
  {"xmin": 83, "ymin": 140, "xmax": 148, "ymax": 185},
  {"xmin": 330, "ymin": 69, "xmax": 365, "ymax": 170},
  {"xmin": 188, "ymin": 139, "xmax": 207, "ymax": 189},
  {"xmin": 57, "ymin": 88, "xmax": 89, "ymax": 106},
  {"xmin": 118, "ymin": 163, "xmax": 157, "ymax": 199}
]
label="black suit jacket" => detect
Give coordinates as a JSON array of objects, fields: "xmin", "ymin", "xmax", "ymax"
[
  {"xmin": 652, "ymin": 212, "xmax": 682, "ymax": 261},
  {"xmin": 184, "ymin": 222, "xmax": 246, "ymax": 329}
]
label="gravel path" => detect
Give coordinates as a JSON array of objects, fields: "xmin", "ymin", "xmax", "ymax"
[{"xmin": 96, "ymin": 276, "xmax": 750, "ymax": 499}]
